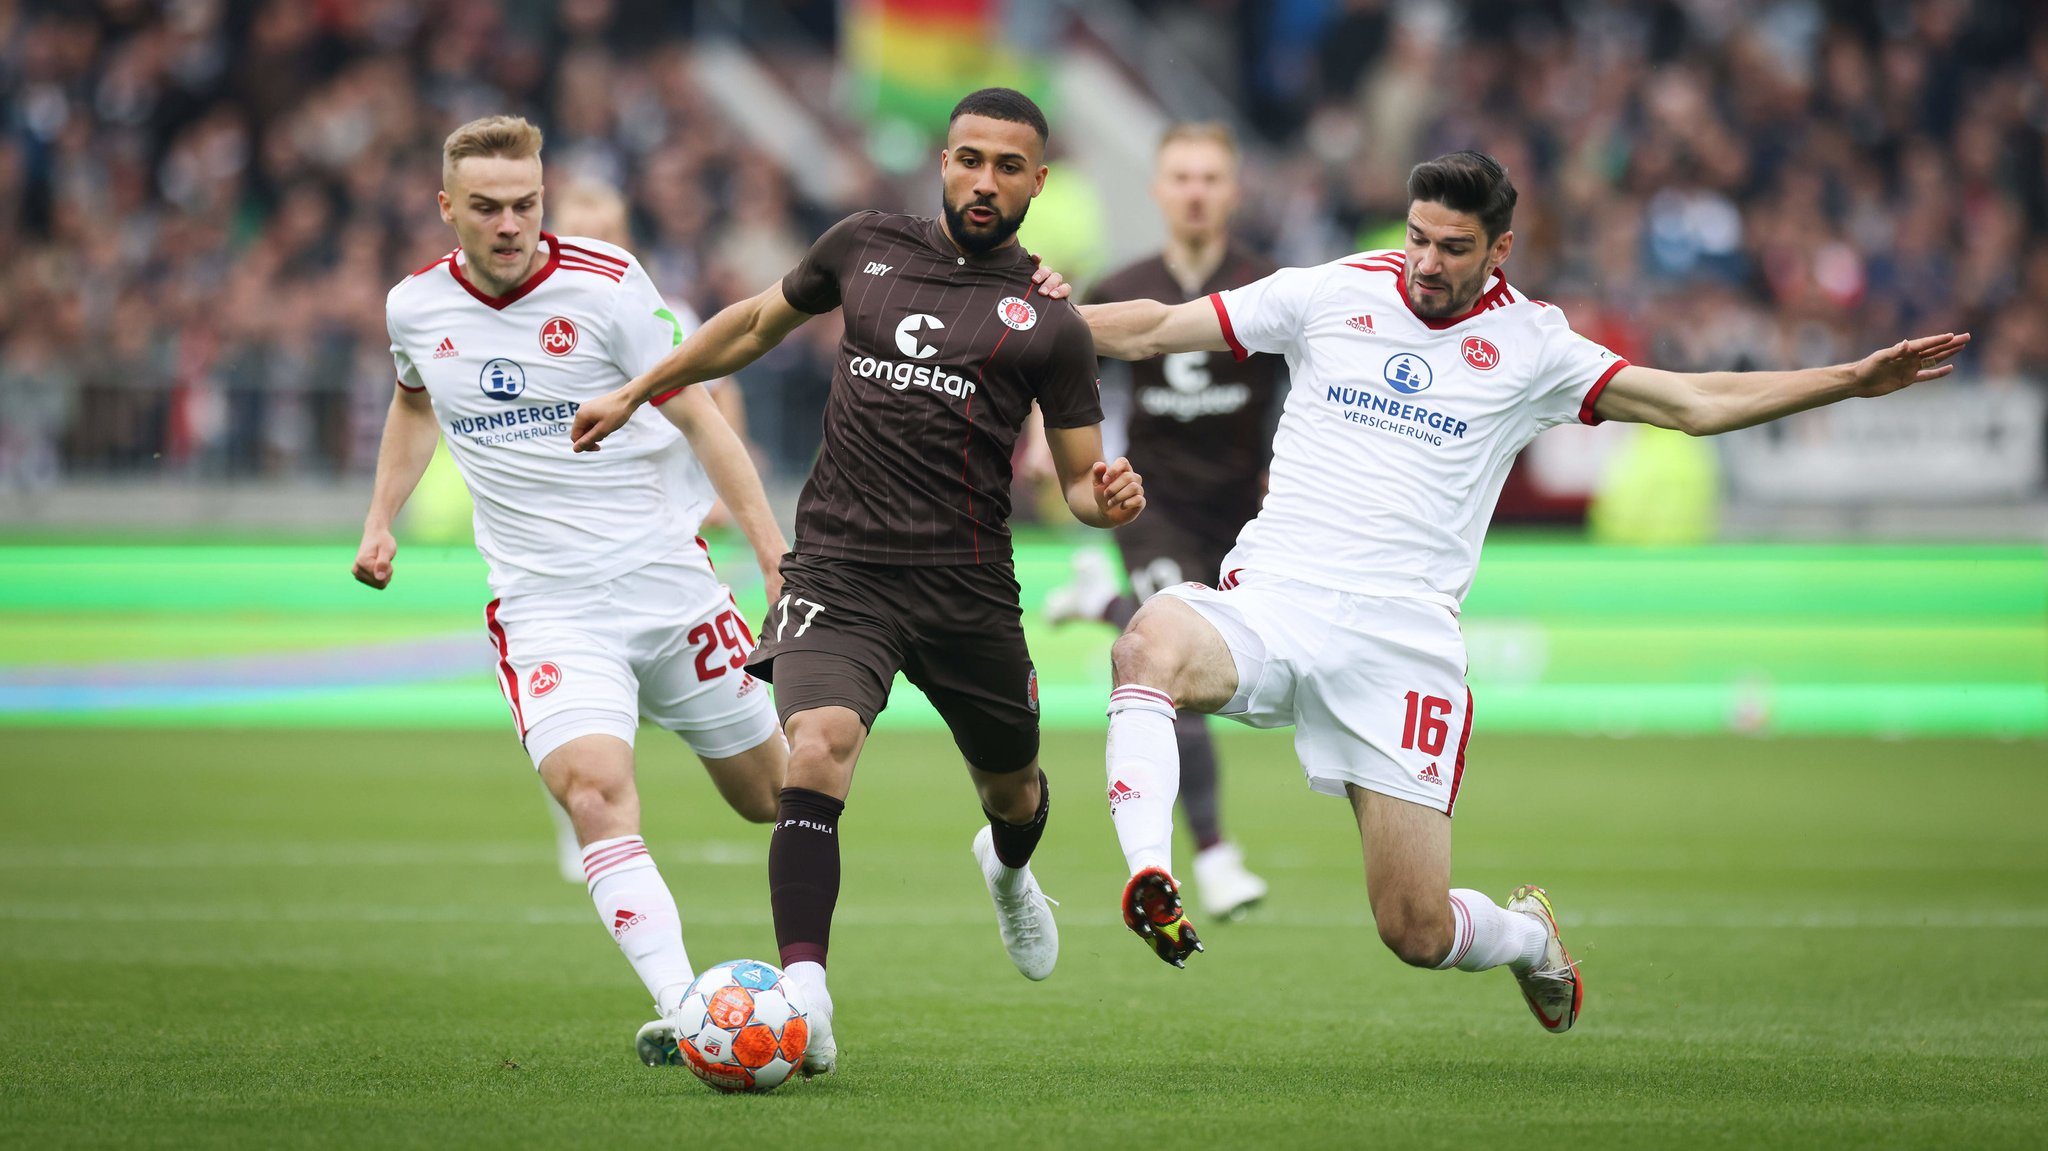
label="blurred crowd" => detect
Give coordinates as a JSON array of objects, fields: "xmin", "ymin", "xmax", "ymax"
[{"xmin": 0, "ymin": 0, "xmax": 2043, "ymax": 496}]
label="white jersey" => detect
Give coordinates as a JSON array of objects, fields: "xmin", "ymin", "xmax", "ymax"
[
  {"xmin": 1211, "ymin": 249, "xmax": 1626, "ymax": 609},
  {"xmin": 387, "ymin": 233, "xmax": 716, "ymax": 598}
]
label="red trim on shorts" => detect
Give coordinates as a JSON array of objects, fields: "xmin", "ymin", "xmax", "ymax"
[
  {"xmin": 1445, "ymin": 687, "xmax": 1474, "ymax": 815},
  {"xmin": 485, "ymin": 598, "xmax": 527, "ymax": 736},
  {"xmin": 1208, "ymin": 292, "xmax": 1249, "ymax": 361},
  {"xmin": 1578, "ymin": 358, "xmax": 1629, "ymax": 425}
]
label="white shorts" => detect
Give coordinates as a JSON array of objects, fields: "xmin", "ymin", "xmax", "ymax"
[
  {"xmin": 1156, "ymin": 569, "xmax": 1473, "ymax": 814},
  {"xmin": 483, "ymin": 550, "xmax": 779, "ymax": 769}
]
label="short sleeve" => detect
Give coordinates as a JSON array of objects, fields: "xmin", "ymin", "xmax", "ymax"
[
  {"xmin": 609, "ymin": 257, "xmax": 692, "ymax": 382},
  {"xmin": 1528, "ymin": 305, "xmax": 1630, "ymax": 428},
  {"xmin": 1036, "ymin": 305, "xmax": 1104, "ymax": 429},
  {"xmin": 1209, "ymin": 265, "xmax": 1325, "ymax": 361},
  {"xmin": 388, "ymin": 310, "xmax": 426, "ymax": 392},
  {"xmin": 780, "ymin": 211, "xmax": 875, "ymax": 315}
]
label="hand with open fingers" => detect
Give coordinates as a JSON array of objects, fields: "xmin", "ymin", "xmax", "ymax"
[
  {"xmin": 1093, "ymin": 456, "xmax": 1145, "ymax": 526},
  {"xmin": 570, "ymin": 387, "xmax": 637, "ymax": 453},
  {"xmin": 352, "ymin": 528, "xmax": 396, "ymax": 590},
  {"xmin": 1852, "ymin": 331, "xmax": 1971, "ymax": 398},
  {"xmin": 1029, "ymin": 260, "xmax": 1072, "ymax": 301}
]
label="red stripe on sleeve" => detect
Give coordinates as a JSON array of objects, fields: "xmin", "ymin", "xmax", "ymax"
[
  {"xmin": 397, "ymin": 378, "xmax": 425, "ymax": 393},
  {"xmin": 651, "ymin": 387, "xmax": 685, "ymax": 406},
  {"xmin": 1578, "ymin": 358, "xmax": 1629, "ymax": 426},
  {"xmin": 1208, "ymin": 292, "xmax": 1249, "ymax": 361}
]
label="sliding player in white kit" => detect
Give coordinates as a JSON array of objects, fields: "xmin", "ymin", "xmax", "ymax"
[
  {"xmin": 1082, "ymin": 151, "xmax": 1969, "ymax": 1031},
  {"xmin": 352, "ymin": 116, "xmax": 789, "ymax": 1062}
]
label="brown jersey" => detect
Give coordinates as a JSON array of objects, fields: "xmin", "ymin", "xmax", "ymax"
[
  {"xmin": 781, "ymin": 211, "xmax": 1102, "ymax": 565},
  {"xmin": 1086, "ymin": 245, "xmax": 1282, "ymax": 537}
]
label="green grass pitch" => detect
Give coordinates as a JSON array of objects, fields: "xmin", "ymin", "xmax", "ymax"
[{"xmin": 1, "ymin": 726, "xmax": 2041, "ymax": 1148}]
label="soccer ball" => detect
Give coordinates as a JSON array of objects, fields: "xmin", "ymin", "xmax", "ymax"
[{"xmin": 671, "ymin": 959, "xmax": 809, "ymax": 1093}]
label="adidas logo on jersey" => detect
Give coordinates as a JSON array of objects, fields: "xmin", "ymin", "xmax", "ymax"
[
  {"xmin": 1346, "ymin": 315, "xmax": 1376, "ymax": 334},
  {"xmin": 1418, "ymin": 762, "xmax": 1444, "ymax": 786},
  {"xmin": 432, "ymin": 337, "xmax": 459, "ymax": 359}
]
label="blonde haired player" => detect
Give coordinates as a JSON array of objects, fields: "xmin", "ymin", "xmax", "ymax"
[
  {"xmin": 1083, "ymin": 150, "xmax": 1967, "ymax": 1033},
  {"xmin": 354, "ymin": 116, "xmax": 790, "ymax": 1064}
]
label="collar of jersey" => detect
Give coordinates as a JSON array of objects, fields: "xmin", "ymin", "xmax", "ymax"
[
  {"xmin": 450, "ymin": 233, "xmax": 562, "ymax": 310},
  {"xmin": 922, "ymin": 216, "xmax": 1030, "ymax": 268},
  {"xmin": 1345, "ymin": 254, "xmax": 1512, "ymax": 331}
]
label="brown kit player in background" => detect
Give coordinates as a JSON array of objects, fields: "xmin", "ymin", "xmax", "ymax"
[
  {"xmin": 568, "ymin": 88, "xmax": 1144, "ymax": 1077},
  {"xmin": 1045, "ymin": 122, "xmax": 1283, "ymax": 920}
]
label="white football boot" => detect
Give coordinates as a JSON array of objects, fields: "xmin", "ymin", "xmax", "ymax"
[
  {"xmin": 786, "ymin": 968, "xmax": 837, "ymax": 1077},
  {"xmin": 972, "ymin": 825, "xmax": 1060, "ymax": 980},
  {"xmin": 1192, "ymin": 841, "xmax": 1268, "ymax": 920},
  {"xmin": 1042, "ymin": 548, "xmax": 1118, "ymax": 626},
  {"xmin": 1506, "ymin": 884, "xmax": 1583, "ymax": 1033},
  {"xmin": 634, "ymin": 1017, "xmax": 682, "ymax": 1067}
]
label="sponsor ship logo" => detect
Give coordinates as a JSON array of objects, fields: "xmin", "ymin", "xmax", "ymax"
[
  {"xmin": 1383, "ymin": 353, "xmax": 1433, "ymax": 394},
  {"xmin": 863, "ymin": 261, "xmax": 893, "ymax": 276},
  {"xmin": 846, "ymin": 355, "xmax": 977, "ymax": 398},
  {"xmin": 895, "ymin": 313, "xmax": 944, "ymax": 358},
  {"xmin": 479, "ymin": 358, "xmax": 527, "ymax": 401}
]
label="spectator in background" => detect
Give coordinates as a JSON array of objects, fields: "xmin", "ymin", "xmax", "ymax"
[{"xmin": 0, "ymin": 0, "xmax": 2042, "ymax": 494}]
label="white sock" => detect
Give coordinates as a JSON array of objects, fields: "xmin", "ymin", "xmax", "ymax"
[
  {"xmin": 1439, "ymin": 888, "xmax": 1549, "ymax": 973},
  {"xmin": 785, "ymin": 959, "xmax": 831, "ymax": 1021},
  {"xmin": 1105, "ymin": 684, "xmax": 1181, "ymax": 876},
  {"xmin": 582, "ymin": 835, "xmax": 694, "ymax": 1012}
]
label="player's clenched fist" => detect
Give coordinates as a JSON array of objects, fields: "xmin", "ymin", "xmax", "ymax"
[
  {"xmin": 571, "ymin": 387, "xmax": 638, "ymax": 453},
  {"xmin": 1093, "ymin": 457, "xmax": 1145, "ymax": 526},
  {"xmin": 352, "ymin": 527, "xmax": 397, "ymax": 590}
]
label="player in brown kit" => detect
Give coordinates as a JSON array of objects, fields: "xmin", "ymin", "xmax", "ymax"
[
  {"xmin": 570, "ymin": 88, "xmax": 1144, "ymax": 1076},
  {"xmin": 1045, "ymin": 122, "xmax": 1283, "ymax": 921}
]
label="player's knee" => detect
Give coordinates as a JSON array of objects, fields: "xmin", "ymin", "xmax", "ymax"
[
  {"xmin": 1111, "ymin": 624, "xmax": 1177, "ymax": 688},
  {"xmin": 786, "ymin": 713, "xmax": 862, "ymax": 774},
  {"xmin": 1375, "ymin": 904, "xmax": 1453, "ymax": 968},
  {"xmin": 554, "ymin": 758, "xmax": 636, "ymax": 824}
]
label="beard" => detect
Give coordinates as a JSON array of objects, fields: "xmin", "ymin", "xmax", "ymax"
[
  {"xmin": 1405, "ymin": 267, "xmax": 1487, "ymax": 318},
  {"xmin": 943, "ymin": 193, "xmax": 1029, "ymax": 255}
]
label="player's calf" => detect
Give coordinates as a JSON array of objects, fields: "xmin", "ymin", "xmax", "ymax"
[{"xmin": 1373, "ymin": 895, "xmax": 1457, "ymax": 968}]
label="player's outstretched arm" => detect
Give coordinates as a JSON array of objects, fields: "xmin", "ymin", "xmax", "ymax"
[
  {"xmin": 571, "ymin": 284, "xmax": 812, "ymax": 453},
  {"xmin": 1593, "ymin": 331, "xmax": 1972, "ymax": 435},
  {"xmin": 1043, "ymin": 423, "xmax": 1145, "ymax": 528},
  {"xmin": 352, "ymin": 385, "xmax": 440, "ymax": 590},
  {"xmin": 655, "ymin": 385, "xmax": 790, "ymax": 602},
  {"xmin": 1079, "ymin": 298, "xmax": 1231, "ymax": 361}
]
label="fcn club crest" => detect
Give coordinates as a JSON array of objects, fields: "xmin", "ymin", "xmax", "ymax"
[
  {"xmin": 997, "ymin": 296, "xmax": 1038, "ymax": 331},
  {"xmin": 529, "ymin": 662, "xmax": 563, "ymax": 696},
  {"xmin": 540, "ymin": 316, "xmax": 578, "ymax": 357},
  {"xmin": 1461, "ymin": 336, "xmax": 1500, "ymax": 371}
]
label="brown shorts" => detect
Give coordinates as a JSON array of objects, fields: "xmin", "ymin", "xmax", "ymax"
[
  {"xmin": 1114, "ymin": 506, "xmax": 1240, "ymax": 599},
  {"xmin": 745, "ymin": 553, "xmax": 1040, "ymax": 773}
]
